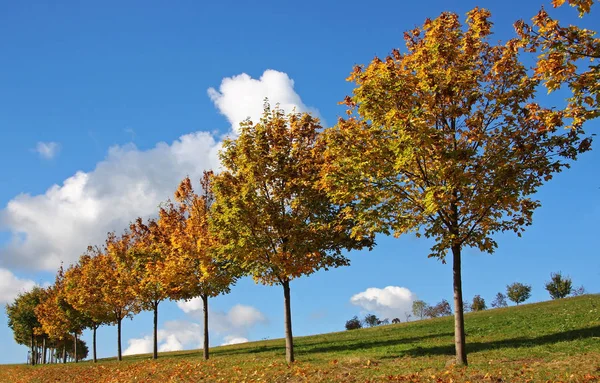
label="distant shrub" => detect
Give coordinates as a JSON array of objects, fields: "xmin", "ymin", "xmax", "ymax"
[
  {"xmin": 491, "ymin": 292, "xmax": 508, "ymax": 308},
  {"xmin": 345, "ymin": 316, "xmax": 362, "ymax": 330},
  {"xmin": 471, "ymin": 295, "xmax": 487, "ymax": 311},
  {"xmin": 572, "ymin": 285, "xmax": 586, "ymax": 296},
  {"xmin": 412, "ymin": 300, "xmax": 428, "ymax": 319},
  {"xmin": 363, "ymin": 314, "xmax": 380, "ymax": 327},
  {"xmin": 424, "ymin": 299, "xmax": 452, "ymax": 318},
  {"xmin": 506, "ymin": 282, "xmax": 532, "ymax": 305},
  {"xmin": 545, "ymin": 272, "xmax": 573, "ymax": 299},
  {"xmin": 392, "ymin": 318, "xmax": 401, "ymax": 324},
  {"xmin": 379, "ymin": 318, "xmax": 390, "ymax": 325}
]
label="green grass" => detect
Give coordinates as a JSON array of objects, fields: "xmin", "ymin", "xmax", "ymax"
[{"xmin": 2, "ymin": 295, "xmax": 600, "ymax": 382}]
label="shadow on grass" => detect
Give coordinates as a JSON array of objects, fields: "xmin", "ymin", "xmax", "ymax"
[{"xmin": 396, "ymin": 325, "xmax": 600, "ymax": 358}]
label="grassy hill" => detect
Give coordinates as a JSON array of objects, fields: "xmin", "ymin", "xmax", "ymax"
[{"xmin": 2, "ymin": 295, "xmax": 599, "ymax": 382}]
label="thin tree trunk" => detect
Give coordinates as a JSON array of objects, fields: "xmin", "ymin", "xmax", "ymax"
[
  {"xmin": 282, "ymin": 280, "xmax": 294, "ymax": 363},
  {"xmin": 452, "ymin": 244, "xmax": 468, "ymax": 366},
  {"xmin": 117, "ymin": 317, "xmax": 122, "ymax": 361},
  {"xmin": 153, "ymin": 301, "xmax": 159, "ymax": 360},
  {"xmin": 62, "ymin": 344, "xmax": 67, "ymax": 364},
  {"xmin": 201, "ymin": 294, "xmax": 209, "ymax": 360},
  {"xmin": 42, "ymin": 336, "xmax": 47, "ymax": 364},
  {"xmin": 74, "ymin": 333, "xmax": 78, "ymax": 363},
  {"xmin": 93, "ymin": 325, "xmax": 98, "ymax": 363},
  {"xmin": 30, "ymin": 333, "xmax": 35, "ymax": 366}
]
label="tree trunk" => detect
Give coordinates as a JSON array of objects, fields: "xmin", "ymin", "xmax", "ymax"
[
  {"xmin": 153, "ymin": 301, "xmax": 159, "ymax": 360},
  {"xmin": 202, "ymin": 294, "xmax": 209, "ymax": 360},
  {"xmin": 282, "ymin": 280, "xmax": 294, "ymax": 363},
  {"xmin": 62, "ymin": 344, "xmax": 67, "ymax": 364},
  {"xmin": 74, "ymin": 333, "xmax": 78, "ymax": 363},
  {"xmin": 30, "ymin": 333, "xmax": 36, "ymax": 366},
  {"xmin": 117, "ymin": 317, "xmax": 122, "ymax": 361},
  {"xmin": 93, "ymin": 325, "xmax": 97, "ymax": 363},
  {"xmin": 452, "ymin": 245, "xmax": 468, "ymax": 366},
  {"xmin": 42, "ymin": 336, "xmax": 47, "ymax": 364}
]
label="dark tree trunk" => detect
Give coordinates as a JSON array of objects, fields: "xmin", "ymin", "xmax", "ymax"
[
  {"xmin": 62, "ymin": 344, "xmax": 67, "ymax": 364},
  {"xmin": 93, "ymin": 325, "xmax": 97, "ymax": 363},
  {"xmin": 74, "ymin": 333, "xmax": 78, "ymax": 363},
  {"xmin": 30, "ymin": 332, "xmax": 35, "ymax": 366},
  {"xmin": 42, "ymin": 336, "xmax": 47, "ymax": 364},
  {"xmin": 282, "ymin": 280, "xmax": 294, "ymax": 363},
  {"xmin": 202, "ymin": 294, "xmax": 209, "ymax": 360},
  {"xmin": 117, "ymin": 317, "xmax": 122, "ymax": 361},
  {"xmin": 153, "ymin": 301, "xmax": 159, "ymax": 360},
  {"xmin": 452, "ymin": 244, "xmax": 468, "ymax": 366}
]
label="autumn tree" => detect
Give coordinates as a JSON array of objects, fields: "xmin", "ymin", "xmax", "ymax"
[
  {"xmin": 319, "ymin": 8, "xmax": 591, "ymax": 365},
  {"xmin": 363, "ymin": 314, "xmax": 380, "ymax": 327},
  {"xmin": 212, "ymin": 105, "xmax": 373, "ymax": 363},
  {"xmin": 64, "ymin": 251, "xmax": 114, "ymax": 363},
  {"xmin": 471, "ymin": 295, "xmax": 486, "ymax": 311},
  {"xmin": 125, "ymin": 217, "xmax": 172, "ymax": 360},
  {"xmin": 100, "ymin": 233, "xmax": 141, "ymax": 361},
  {"xmin": 412, "ymin": 300, "xmax": 428, "ymax": 320},
  {"xmin": 6, "ymin": 287, "xmax": 44, "ymax": 365},
  {"xmin": 514, "ymin": 0, "xmax": 599, "ymax": 135},
  {"xmin": 545, "ymin": 271, "xmax": 573, "ymax": 299},
  {"xmin": 36, "ymin": 265, "xmax": 90, "ymax": 363},
  {"xmin": 159, "ymin": 171, "xmax": 238, "ymax": 360},
  {"xmin": 345, "ymin": 316, "xmax": 362, "ymax": 330},
  {"xmin": 507, "ymin": 282, "xmax": 532, "ymax": 305}
]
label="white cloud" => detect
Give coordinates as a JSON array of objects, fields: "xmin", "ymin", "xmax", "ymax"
[
  {"xmin": 34, "ymin": 142, "xmax": 60, "ymax": 160},
  {"xmin": 0, "ymin": 268, "xmax": 36, "ymax": 304},
  {"xmin": 177, "ymin": 300, "xmax": 266, "ymax": 342},
  {"xmin": 1, "ymin": 133, "xmax": 221, "ymax": 271},
  {"xmin": 350, "ymin": 286, "xmax": 418, "ymax": 320},
  {"xmin": 221, "ymin": 336, "xmax": 248, "ymax": 346},
  {"xmin": 124, "ymin": 320, "xmax": 203, "ymax": 356},
  {"xmin": 0, "ymin": 69, "xmax": 316, "ymax": 273},
  {"xmin": 208, "ymin": 69, "xmax": 321, "ymax": 133}
]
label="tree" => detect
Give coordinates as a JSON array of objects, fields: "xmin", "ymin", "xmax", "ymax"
[
  {"xmin": 100, "ymin": 233, "xmax": 141, "ymax": 361},
  {"xmin": 6, "ymin": 287, "xmax": 44, "ymax": 365},
  {"xmin": 507, "ymin": 282, "xmax": 532, "ymax": 305},
  {"xmin": 392, "ymin": 318, "xmax": 402, "ymax": 324},
  {"xmin": 345, "ymin": 316, "xmax": 362, "ymax": 330},
  {"xmin": 471, "ymin": 295, "xmax": 487, "ymax": 311},
  {"xmin": 572, "ymin": 285, "xmax": 587, "ymax": 296},
  {"xmin": 212, "ymin": 105, "xmax": 373, "ymax": 363},
  {"xmin": 63, "ymin": 251, "xmax": 113, "ymax": 363},
  {"xmin": 491, "ymin": 292, "xmax": 508, "ymax": 308},
  {"xmin": 514, "ymin": 0, "xmax": 599, "ymax": 135},
  {"xmin": 363, "ymin": 314, "xmax": 380, "ymax": 327},
  {"xmin": 412, "ymin": 300, "xmax": 428, "ymax": 320},
  {"xmin": 159, "ymin": 172, "xmax": 239, "ymax": 361},
  {"xmin": 425, "ymin": 299, "xmax": 452, "ymax": 318},
  {"xmin": 127, "ymin": 217, "xmax": 172, "ymax": 360},
  {"xmin": 319, "ymin": 8, "xmax": 591, "ymax": 365},
  {"xmin": 545, "ymin": 272, "xmax": 573, "ymax": 299}
]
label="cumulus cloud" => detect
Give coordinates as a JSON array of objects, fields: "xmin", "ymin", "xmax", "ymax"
[
  {"xmin": 221, "ymin": 336, "xmax": 249, "ymax": 346},
  {"xmin": 0, "ymin": 268, "xmax": 36, "ymax": 304},
  {"xmin": 124, "ymin": 320, "xmax": 203, "ymax": 356},
  {"xmin": 208, "ymin": 69, "xmax": 321, "ymax": 132},
  {"xmin": 1, "ymin": 133, "xmax": 221, "ymax": 271},
  {"xmin": 34, "ymin": 141, "xmax": 60, "ymax": 160},
  {"xmin": 124, "ymin": 304, "xmax": 266, "ymax": 355},
  {"xmin": 0, "ymin": 70, "xmax": 316, "ymax": 273},
  {"xmin": 350, "ymin": 286, "xmax": 418, "ymax": 320}
]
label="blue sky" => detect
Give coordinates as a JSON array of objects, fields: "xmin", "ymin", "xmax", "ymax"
[{"xmin": 0, "ymin": 0, "xmax": 598, "ymax": 364}]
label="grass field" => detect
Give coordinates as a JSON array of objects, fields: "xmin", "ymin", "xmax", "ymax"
[{"xmin": 1, "ymin": 295, "xmax": 599, "ymax": 382}]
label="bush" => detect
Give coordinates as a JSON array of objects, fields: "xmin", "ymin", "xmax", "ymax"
[
  {"xmin": 391, "ymin": 318, "xmax": 401, "ymax": 324},
  {"xmin": 471, "ymin": 295, "xmax": 486, "ymax": 311},
  {"xmin": 506, "ymin": 282, "xmax": 532, "ymax": 305},
  {"xmin": 491, "ymin": 292, "xmax": 508, "ymax": 308},
  {"xmin": 345, "ymin": 316, "xmax": 362, "ymax": 330},
  {"xmin": 363, "ymin": 314, "xmax": 380, "ymax": 327},
  {"xmin": 424, "ymin": 299, "xmax": 452, "ymax": 318},
  {"xmin": 572, "ymin": 285, "xmax": 586, "ymax": 296},
  {"xmin": 545, "ymin": 272, "xmax": 573, "ymax": 299}
]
